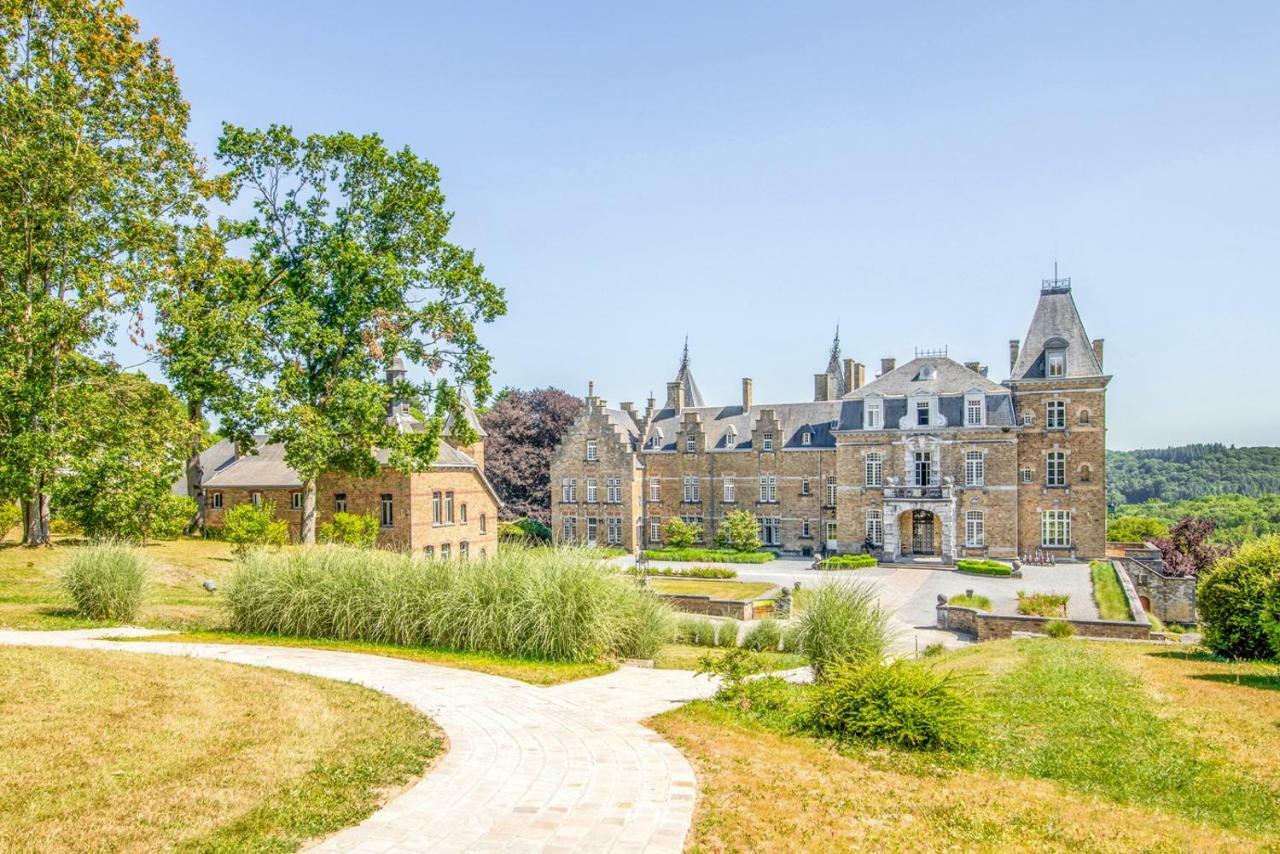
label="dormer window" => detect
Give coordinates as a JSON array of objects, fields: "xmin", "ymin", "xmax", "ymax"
[
  {"xmin": 586, "ymin": 440, "xmax": 598, "ymax": 461},
  {"xmin": 965, "ymin": 393, "xmax": 985, "ymax": 427},
  {"xmin": 918, "ymin": 364, "xmax": 937, "ymax": 381},
  {"xmin": 685, "ymin": 435, "xmax": 696, "ymax": 453},
  {"xmin": 648, "ymin": 429, "xmax": 664, "ymax": 449},
  {"xmin": 762, "ymin": 432, "xmax": 774, "ymax": 452},
  {"xmin": 865, "ymin": 402, "xmax": 882, "ymax": 430},
  {"xmin": 801, "ymin": 431, "xmax": 812, "ymax": 446},
  {"xmin": 916, "ymin": 401, "xmax": 930, "ymax": 426},
  {"xmin": 725, "ymin": 427, "xmax": 737, "ymax": 449},
  {"xmin": 1047, "ymin": 350, "xmax": 1066, "ymax": 378}
]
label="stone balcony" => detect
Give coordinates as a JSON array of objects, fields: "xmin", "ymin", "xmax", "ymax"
[{"xmin": 883, "ymin": 484, "xmax": 953, "ymax": 500}]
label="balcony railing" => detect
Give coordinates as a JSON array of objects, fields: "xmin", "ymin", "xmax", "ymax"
[{"xmin": 883, "ymin": 484, "xmax": 953, "ymax": 500}]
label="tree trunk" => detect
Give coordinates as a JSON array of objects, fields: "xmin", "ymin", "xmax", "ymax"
[
  {"xmin": 301, "ymin": 476, "xmax": 317, "ymax": 544},
  {"xmin": 24, "ymin": 490, "xmax": 51, "ymax": 547},
  {"xmin": 184, "ymin": 399, "xmax": 205, "ymax": 535}
]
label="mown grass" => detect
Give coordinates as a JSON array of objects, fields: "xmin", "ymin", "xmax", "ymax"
[
  {"xmin": 128, "ymin": 630, "xmax": 616, "ymax": 686},
  {"xmin": 947, "ymin": 593, "xmax": 992, "ymax": 611},
  {"xmin": 1090, "ymin": 559, "xmax": 1133, "ymax": 621},
  {"xmin": 0, "ymin": 646, "xmax": 442, "ymax": 852},
  {"xmin": 646, "ymin": 578, "xmax": 776, "ymax": 600},
  {"xmin": 653, "ymin": 639, "xmax": 1280, "ymax": 850}
]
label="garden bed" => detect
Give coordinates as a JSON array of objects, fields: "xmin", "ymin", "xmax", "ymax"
[
  {"xmin": 642, "ymin": 548, "xmax": 776, "ymax": 564},
  {"xmin": 817, "ymin": 554, "xmax": 878, "ymax": 569},
  {"xmin": 956, "ymin": 559, "xmax": 1014, "ymax": 577}
]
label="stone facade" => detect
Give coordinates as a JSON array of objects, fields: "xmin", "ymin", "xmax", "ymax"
[{"xmin": 550, "ymin": 278, "xmax": 1110, "ymax": 561}]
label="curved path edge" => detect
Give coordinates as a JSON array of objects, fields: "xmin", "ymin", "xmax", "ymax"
[{"xmin": 0, "ymin": 628, "xmax": 718, "ymax": 853}]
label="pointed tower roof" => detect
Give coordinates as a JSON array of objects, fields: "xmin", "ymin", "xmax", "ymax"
[
  {"xmin": 1011, "ymin": 274, "xmax": 1104, "ymax": 380},
  {"xmin": 822, "ymin": 325, "xmax": 847, "ymax": 396},
  {"xmin": 444, "ymin": 389, "xmax": 487, "ymax": 438},
  {"xmin": 673, "ymin": 337, "xmax": 706, "ymax": 407}
]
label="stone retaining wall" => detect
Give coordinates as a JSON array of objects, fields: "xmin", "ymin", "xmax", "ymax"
[
  {"xmin": 659, "ymin": 594, "xmax": 755, "ymax": 620},
  {"xmin": 937, "ymin": 604, "xmax": 1152, "ymax": 641},
  {"xmin": 1112, "ymin": 548, "xmax": 1197, "ymax": 625}
]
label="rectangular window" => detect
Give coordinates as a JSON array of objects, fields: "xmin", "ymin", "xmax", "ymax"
[
  {"xmin": 916, "ymin": 401, "xmax": 930, "ymax": 426},
  {"xmin": 758, "ymin": 517, "xmax": 780, "ymax": 546},
  {"xmin": 914, "ymin": 451, "xmax": 932, "ymax": 486},
  {"xmin": 440, "ymin": 542, "xmax": 450, "ymax": 560},
  {"xmin": 725, "ymin": 431, "xmax": 737, "ymax": 449},
  {"xmin": 1021, "ymin": 411, "xmax": 1036, "ymax": 427},
  {"xmin": 290, "ymin": 491, "xmax": 302, "ymax": 511},
  {"xmin": 606, "ymin": 478, "xmax": 620, "ymax": 503},
  {"xmin": 865, "ymin": 404, "xmax": 881, "ymax": 429},
  {"xmin": 723, "ymin": 479, "xmax": 735, "ymax": 503},
  {"xmin": 685, "ymin": 435, "xmax": 696, "ymax": 453},
  {"xmin": 586, "ymin": 478, "xmax": 598, "ymax": 503},
  {"xmin": 759, "ymin": 475, "xmax": 777, "ymax": 503},
  {"xmin": 380, "ymin": 494, "xmax": 394, "ymax": 528},
  {"xmin": 1042, "ymin": 510, "xmax": 1071, "ymax": 546},
  {"xmin": 1046, "ymin": 452, "xmax": 1066, "ymax": 487},
  {"xmin": 865, "ymin": 510, "xmax": 883, "ymax": 546},
  {"xmin": 965, "ymin": 451, "xmax": 985, "ymax": 487},
  {"xmin": 250, "ymin": 491, "xmax": 262, "ymax": 509},
  {"xmin": 479, "ymin": 513, "xmax": 487, "ymax": 534},
  {"xmin": 560, "ymin": 478, "xmax": 577, "ymax": 503},
  {"xmin": 682, "ymin": 476, "xmax": 699, "ymax": 502},
  {"xmin": 965, "ymin": 511, "xmax": 985, "ymax": 546},
  {"xmin": 586, "ymin": 516, "xmax": 598, "ymax": 544},
  {"xmin": 801, "ymin": 519, "xmax": 811, "ymax": 538},
  {"xmin": 681, "ymin": 516, "xmax": 705, "ymax": 543},
  {"xmin": 1021, "ymin": 467, "xmax": 1033, "ymax": 483},
  {"xmin": 1046, "ymin": 400, "xmax": 1067, "ymax": 430},
  {"xmin": 825, "ymin": 520, "xmax": 837, "ymax": 542},
  {"xmin": 801, "ymin": 431, "xmax": 812, "ymax": 446},
  {"xmin": 966, "ymin": 397, "xmax": 983, "ymax": 426},
  {"xmin": 1047, "ymin": 351, "xmax": 1066, "ymax": 378},
  {"xmin": 762, "ymin": 432, "xmax": 774, "ymax": 452},
  {"xmin": 459, "ymin": 541, "xmax": 469, "ymax": 559},
  {"xmin": 825, "ymin": 475, "xmax": 837, "ymax": 506},
  {"xmin": 445, "ymin": 491, "xmax": 455, "ymax": 523},
  {"xmin": 432, "ymin": 491, "xmax": 442, "ymax": 524},
  {"xmin": 650, "ymin": 517, "xmax": 661, "ymax": 542},
  {"xmin": 865, "ymin": 453, "xmax": 883, "ymax": 487},
  {"xmin": 562, "ymin": 516, "xmax": 577, "ymax": 543},
  {"xmin": 334, "ymin": 493, "xmax": 346, "ymax": 513},
  {"xmin": 606, "ymin": 517, "xmax": 622, "ymax": 545},
  {"xmin": 648, "ymin": 478, "xmax": 660, "ymax": 502},
  {"xmin": 800, "ymin": 477, "xmax": 810, "ymax": 496},
  {"xmin": 210, "ymin": 492, "xmax": 223, "ymax": 510},
  {"xmin": 460, "ymin": 503, "xmax": 468, "ymax": 524},
  {"xmin": 586, "ymin": 440, "xmax": 598, "ymax": 461},
  {"xmin": 423, "ymin": 545, "xmax": 434, "ymax": 559}
]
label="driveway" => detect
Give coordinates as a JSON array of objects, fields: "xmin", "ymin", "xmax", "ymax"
[{"xmin": 0, "ymin": 628, "xmax": 717, "ymax": 853}]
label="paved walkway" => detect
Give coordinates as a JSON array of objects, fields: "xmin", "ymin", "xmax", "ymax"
[{"xmin": 0, "ymin": 628, "xmax": 717, "ymax": 853}]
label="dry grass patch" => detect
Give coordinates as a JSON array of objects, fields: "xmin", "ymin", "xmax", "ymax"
[
  {"xmin": 647, "ymin": 578, "xmax": 776, "ymax": 600},
  {"xmin": 0, "ymin": 646, "xmax": 441, "ymax": 852}
]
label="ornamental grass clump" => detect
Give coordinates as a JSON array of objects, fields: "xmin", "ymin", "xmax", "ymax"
[
  {"xmin": 792, "ymin": 580, "xmax": 894, "ymax": 680},
  {"xmin": 225, "ymin": 546, "xmax": 672, "ymax": 662},
  {"xmin": 61, "ymin": 542, "xmax": 150, "ymax": 622},
  {"xmin": 741, "ymin": 618, "xmax": 783, "ymax": 652}
]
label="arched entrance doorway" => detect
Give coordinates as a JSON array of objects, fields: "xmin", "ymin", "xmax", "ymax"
[{"xmin": 897, "ymin": 509, "xmax": 940, "ymax": 556}]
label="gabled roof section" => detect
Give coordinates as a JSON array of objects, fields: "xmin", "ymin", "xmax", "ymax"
[
  {"xmin": 444, "ymin": 390, "xmax": 488, "ymax": 439},
  {"xmin": 673, "ymin": 337, "xmax": 706, "ymax": 407},
  {"xmin": 1011, "ymin": 285, "xmax": 1104, "ymax": 379},
  {"xmin": 844, "ymin": 357, "xmax": 1007, "ymax": 399},
  {"xmin": 605, "ymin": 407, "xmax": 642, "ymax": 449},
  {"xmin": 643, "ymin": 401, "xmax": 842, "ymax": 451}
]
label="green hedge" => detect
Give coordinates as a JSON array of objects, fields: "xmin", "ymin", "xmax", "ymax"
[
  {"xmin": 956, "ymin": 559, "xmax": 1012, "ymax": 577},
  {"xmin": 819, "ymin": 554, "xmax": 878, "ymax": 569},
  {"xmin": 634, "ymin": 565, "xmax": 738, "ymax": 579},
  {"xmin": 642, "ymin": 548, "xmax": 776, "ymax": 564}
]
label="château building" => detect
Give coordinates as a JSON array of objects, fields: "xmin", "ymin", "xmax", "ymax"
[{"xmin": 549, "ymin": 276, "xmax": 1109, "ymax": 562}]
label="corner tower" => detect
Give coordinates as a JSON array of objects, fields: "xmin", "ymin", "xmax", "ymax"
[{"xmin": 1006, "ymin": 271, "xmax": 1110, "ymax": 558}]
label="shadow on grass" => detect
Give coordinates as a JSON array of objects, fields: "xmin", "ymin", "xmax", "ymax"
[{"xmin": 1191, "ymin": 673, "xmax": 1280, "ymax": 692}]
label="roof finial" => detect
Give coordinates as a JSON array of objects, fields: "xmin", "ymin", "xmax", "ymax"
[
  {"xmin": 829, "ymin": 323, "xmax": 841, "ymax": 362},
  {"xmin": 1041, "ymin": 260, "xmax": 1071, "ymax": 294},
  {"xmin": 588, "ymin": 380, "xmax": 594, "ymax": 398},
  {"xmin": 680, "ymin": 335, "xmax": 690, "ymax": 372}
]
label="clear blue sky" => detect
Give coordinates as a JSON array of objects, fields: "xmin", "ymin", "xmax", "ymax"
[{"xmin": 122, "ymin": 0, "xmax": 1280, "ymax": 450}]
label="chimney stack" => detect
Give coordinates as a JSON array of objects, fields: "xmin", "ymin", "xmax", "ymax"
[
  {"xmin": 1092, "ymin": 338, "xmax": 1105, "ymax": 369},
  {"xmin": 1009, "ymin": 339, "xmax": 1020, "ymax": 373},
  {"xmin": 741, "ymin": 378, "xmax": 753, "ymax": 411},
  {"xmin": 849, "ymin": 361, "xmax": 865, "ymax": 390},
  {"xmin": 666, "ymin": 381, "xmax": 684, "ymax": 413},
  {"xmin": 814, "ymin": 373, "xmax": 834, "ymax": 402},
  {"xmin": 880, "ymin": 357, "xmax": 896, "ymax": 376},
  {"xmin": 620, "ymin": 401, "xmax": 637, "ymax": 422}
]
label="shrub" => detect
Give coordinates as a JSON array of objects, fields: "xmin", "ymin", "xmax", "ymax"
[
  {"xmin": 1198, "ymin": 535, "xmax": 1280, "ymax": 659},
  {"xmin": 741, "ymin": 618, "xmax": 783, "ymax": 652},
  {"xmin": 948, "ymin": 593, "xmax": 992, "ymax": 611},
  {"xmin": 715, "ymin": 619, "xmax": 740, "ymax": 648},
  {"xmin": 318, "ymin": 512, "xmax": 379, "ymax": 547},
  {"xmin": 223, "ymin": 502, "xmax": 289, "ymax": 555},
  {"xmin": 820, "ymin": 553, "xmax": 877, "ymax": 569},
  {"xmin": 715, "ymin": 510, "xmax": 762, "ymax": 553},
  {"xmin": 677, "ymin": 616, "xmax": 719, "ymax": 647},
  {"xmin": 792, "ymin": 580, "xmax": 892, "ymax": 680},
  {"xmin": 642, "ymin": 548, "xmax": 775, "ymax": 564},
  {"xmin": 921, "ymin": 642, "xmax": 946, "ymax": 658},
  {"xmin": 956, "ymin": 559, "xmax": 1012, "ymax": 577},
  {"xmin": 0, "ymin": 502, "xmax": 20, "ymax": 540},
  {"xmin": 498, "ymin": 517, "xmax": 552, "ymax": 543},
  {"xmin": 1106, "ymin": 515, "xmax": 1169, "ymax": 543},
  {"xmin": 663, "ymin": 517, "xmax": 701, "ymax": 549},
  {"xmin": 806, "ymin": 659, "xmax": 975, "ymax": 751},
  {"xmin": 61, "ymin": 542, "xmax": 149, "ymax": 622},
  {"xmin": 780, "ymin": 625, "xmax": 802, "ymax": 654},
  {"xmin": 225, "ymin": 546, "xmax": 673, "ymax": 662},
  {"xmin": 1016, "ymin": 591, "xmax": 1070, "ymax": 617},
  {"xmin": 49, "ymin": 518, "xmax": 82, "ymax": 536},
  {"xmin": 1045, "ymin": 619, "xmax": 1075, "ymax": 639}
]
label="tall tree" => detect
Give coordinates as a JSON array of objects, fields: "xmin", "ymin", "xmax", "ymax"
[
  {"xmin": 216, "ymin": 124, "xmax": 505, "ymax": 543},
  {"xmin": 481, "ymin": 387, "xmax": 581, "ymax": 522},
  {"xmin": 0, "ymin": 0, "xmax": 202, "ymax": 544}
]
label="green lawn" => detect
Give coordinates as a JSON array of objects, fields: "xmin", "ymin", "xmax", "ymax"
[
  {"xmin": 0, "ymin": 646, "xmax": 442, "ymax": 852},
  {"xmin": 1090, "ymin": 559, "xmax": 1134, "ymax": 621},
  {"xmin": 947, "ymin": 593, "xmax": 992, "ymax": 610},
  {"xmin": 647, "ymin": 578, "xmax": 776, "ymax": 600},
  {"xmin": 127, "ymin": 631, "xmax": 616, "ymax": 686},
  {"xmin": 655, "ymin": 639, "xmax": 1280, "ymax": 850}
]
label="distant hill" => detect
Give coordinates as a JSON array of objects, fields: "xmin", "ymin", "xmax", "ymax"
[{"xmin": 1107, "ymin": 444, "xmax": 1280, "ymax": 505}]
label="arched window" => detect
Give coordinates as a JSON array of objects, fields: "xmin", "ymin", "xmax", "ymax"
[
  {"xmin": 1079, "ymin": 464, "xmax": 1092, "ymax": 483},
  {"xmin": 1079, "ymin": 409, "xmax": 1091, "ymax": 426}
]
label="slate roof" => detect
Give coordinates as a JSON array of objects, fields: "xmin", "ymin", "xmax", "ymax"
[
  {"xmin": 834, "ymin": 394, "xmax": 1016, "ymax": 431},
  {"xmin": 1011, "ymin": 287, "xmax": 1104, "ymax": 379},
  {"xmin": 643, "ymin": 401, "xmax": 843, "ymax": 451},
  {"xmin": 672, "ymin": 340, "xmax": 706, "ymax": 408},
  {"xmin": 605, "ymin": 408, "xmax": 642, "ymax": 448},
  {"xmin": 844, "ymin": 357, "xmax": 1008, "ymax": 399}
]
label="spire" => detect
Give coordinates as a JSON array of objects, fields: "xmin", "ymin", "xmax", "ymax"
[
  {"xmin": 1010, "ymin": 268, "xmax": 1104, "ymax": 380},
  {"xmin": 670, "ymin": 337, "xmax": 705, "ymax": 408},
  {"xmin": 823, "ymin": 324, "xmax": 847, "ymax": 396}
]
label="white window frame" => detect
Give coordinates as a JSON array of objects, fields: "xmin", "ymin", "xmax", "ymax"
[
  {"xmin": 865, "ymin": 400, "xmax": 882, "ymax": 430},
  {"xmin": 759, "ymin": 475, "xmax": 777, "ymax": 503},
  {"xmin": 800, "ymin": 477, "xmax": 810, "ymax": 496},
  {"xmin": 1021, "ymin": 467, "xmax": 1033, "ymax": 484},
  {"xmin": 865, "ymin": 452, "xmax": 883, "ymax": 487},
  {"xmin": 825, "ymin": 520, "xmax": 837, "ymax": 542},
  {"xmin": 289, "ymin": 491, "xmax": 302, "ymax": 511},
  {"xmin": 1047, "ymin": 350, "xmax": 1066, "ymax": 378},
  {"xmin": 650, "ymin": 517, "xmax": 662, "ymax": 542},
  {"xmin": 586, "ymin": 478, "xmax": 598, "ymax": 503},
  {"xmin": 801, "ymin": 431, "xmax": 812, "ymax": 446},
  {"xmin": 250, "ymin": 491, "xmax": 262, "ymax": 509},
  {"xmin": 606, "ymin": 477, "xmax": 620, "ymax": 504},
  {"xmin": 606, "ymin": 517, "xmax": 622, "ymax": 545},
  {"xmin": 432, "ymin": 490, "xmax": 442, "ymax": 525},
  {"xmin": 1046, "ymin": 452, "xmax": 1066, "ymax": 487},
  {"xmin": 865, "ymin": 510, "xmax": 883, "ymax": 546},
  {"xmin": 585, "ymin": 516, "xmax": 598, "ymax": 544},
  {"xmin": 762, "ymin": 432, "xmax": 774, "ymax": 452},
  {"xmin": 916, "ymin": 400, "xmax": 931, "ymax": 427},
  {"xmin": 685, "ymin": 435, "xmax": 696, "ymax": 453},
  {"xmin": 801, "ymin": 519, "xmax": 812, "ymax": 538},
  {"xmin": 1046, "ymin": 400, "xmax": 1067, "ymax": 431},
  {"xmin": 723, "ymin": 479, "xmax": 735, "ymax": 503},
  {"xmin": 758, "ymin": 516, "xmax": 781, "ymax": 546},
  {"xmin": 380, "ymin": 494, "xmax": 394, "ymax": 528},
  {"xmin": 445, "ymin": 491, "xmax": 455, "ymax": 523},
  {"xmin": 682, "ymin": 476, "xmax": 699, "ymax": 503},
  {"xmin": 965, "ymin": 451, "xmax": 985, "ymax": 487},
  {"xmin": 586, "ymin": 440, "xmax": 598, "ymax": 461},
  {"xmin": 334, "ymin": 493, "xmax": 346, "ymax": 513},
  {"xmin": 561, "ymin": 478, "xmax": 577, "ymax": 503},
  {"xmin": 562, "ymin": 516, "xmax": 577, "ymax": 543},
  {"xmin": 1042, "ymin": 510, "xmax": 1071, "ymax": 547},
  {"xmin": 965, "ymin": 510, "xmax": 985, "ymax": 547},
  {"xmin": 648, "ymin": 477, "xmax": 660, "ymax": 502},
  {"xmin": 825, "ymin": 475, "xmax": 837, "ymax": 506},
  {"xmin": 965, "ymin": 395, "xmax": 985, "ymax": 427},
  {"xmin": 725, "ymin": 429, "xmax": 737, "ymax": 449},
  {"xmin": 210, "ymin": 492, "xmax": 223, "ymax": 510},
  {"xmin": 681, "ymin": 515, "xmax": 705, "ymax": 543}
]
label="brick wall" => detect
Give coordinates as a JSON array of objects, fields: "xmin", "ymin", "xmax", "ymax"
[
  {"xmin": 549, "ymin": 396, "xmax": 643, "ymax": 551},
  {"xmin": 936, "ymin": 604, "xmax": 1152, "ymax": 641}
]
